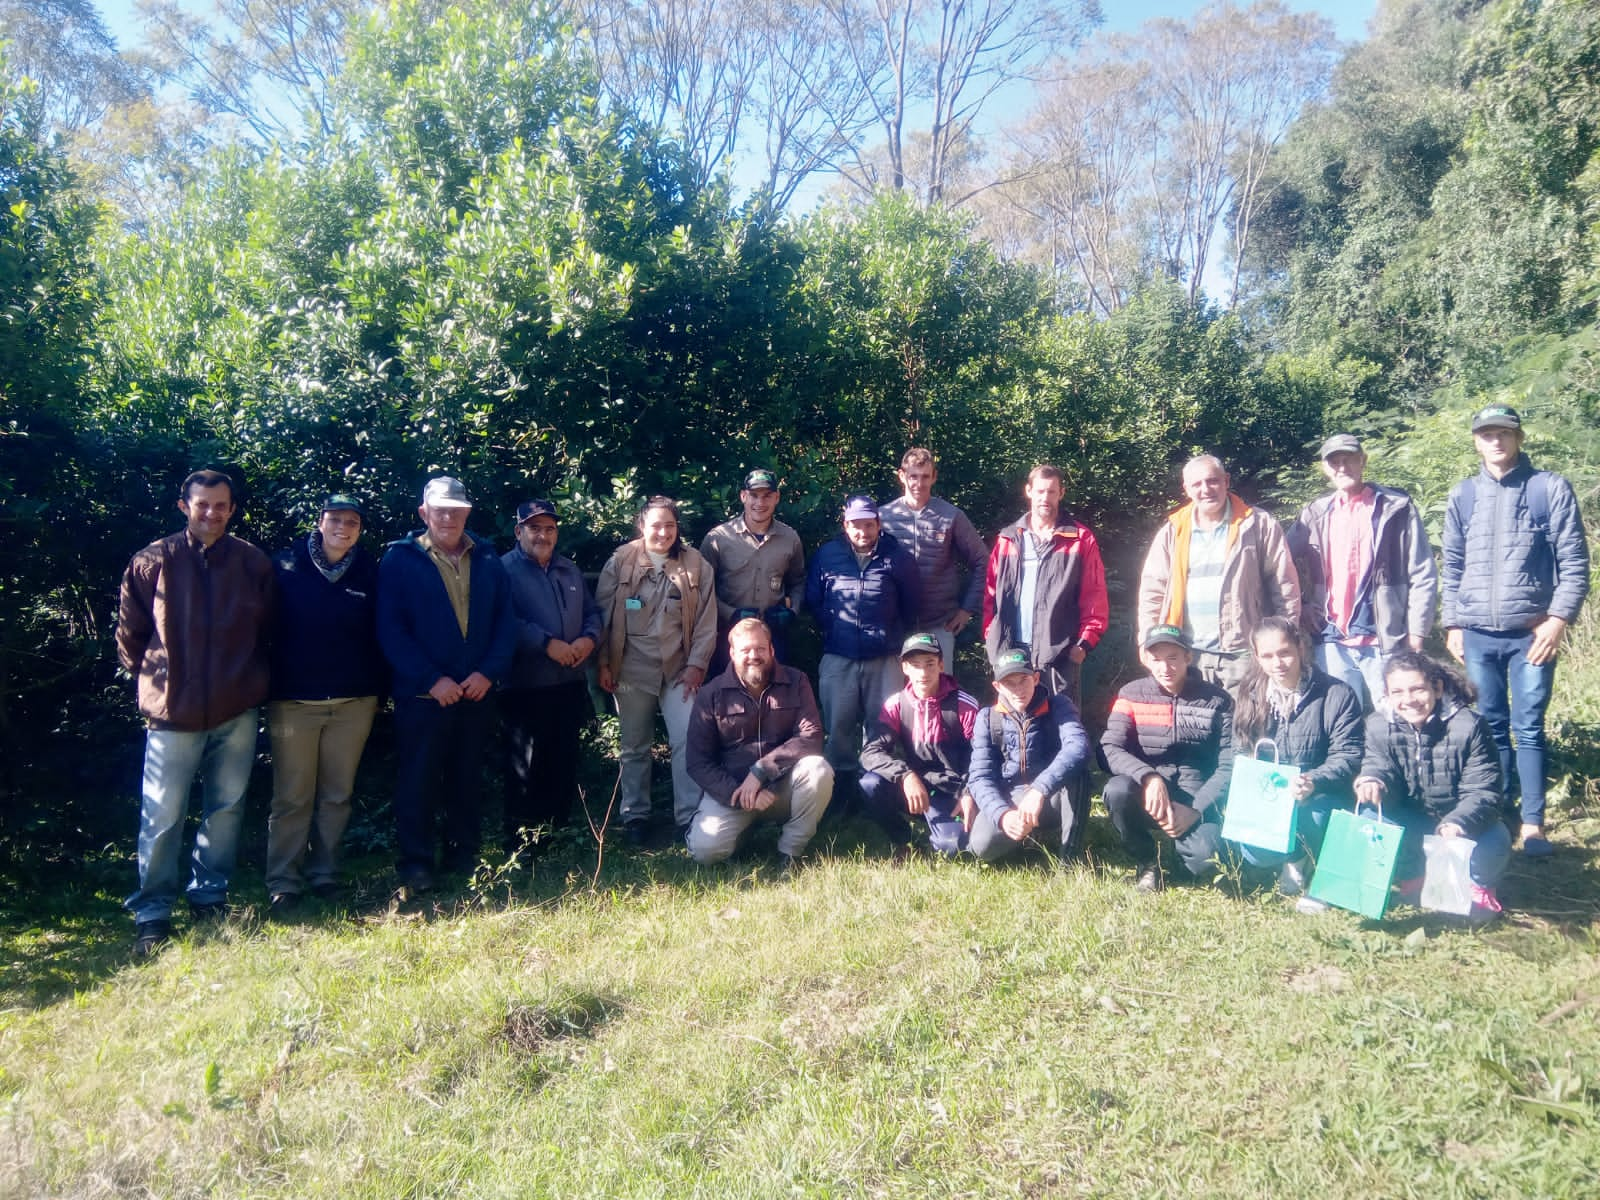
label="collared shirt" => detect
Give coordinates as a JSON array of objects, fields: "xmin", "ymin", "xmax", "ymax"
[
  {"xmin": 698, "ymin": 515, "xmax": 805, "ymax": 624},
  {"xmin": 1184, "ymin": 522, "xmax": 1230, "ymax": 650},
  {"xmin": 1326, "ymin": 486, "xmax": 1375, "ymax": 645},
  {"xmin": 419, "ymin": 531, "xmax": 473, "ymax": 637},
  {"xmin": 620, "ymin": 564, "xmax": 683, "ymax": 687}
]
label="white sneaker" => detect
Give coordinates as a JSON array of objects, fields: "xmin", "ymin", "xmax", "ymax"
[
  {"xmin": 1278, "ymin": 860, "xmax": 1310, "ymax": 898},
  {"xmin": 1295, "ymin": 895, "xmax": 1330, "ymax": 915}
]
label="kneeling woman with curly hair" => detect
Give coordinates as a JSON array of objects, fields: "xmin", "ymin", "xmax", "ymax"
[{"xmin": 1356, "ymin": 650, "xmax": 1512, "ymax": 922}]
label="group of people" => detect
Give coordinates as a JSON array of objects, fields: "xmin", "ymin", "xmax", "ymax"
[{"xmin": 115, "ymin": 405, "xmax": 1588, "ymax": 953}]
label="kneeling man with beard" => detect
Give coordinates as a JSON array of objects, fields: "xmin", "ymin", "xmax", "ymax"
[{"xmin": 685, "ymin": 618, "xmax": 835, "ymax": 868}]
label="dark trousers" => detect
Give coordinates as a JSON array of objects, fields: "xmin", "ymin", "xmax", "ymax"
[
  {"xmin": 392, "ymin": 693, "xmax": 495, "ymax": 878},
  {"xmin": 858, "ymin": 771, "xmax": 968, "ymax": 854},
  {"xmin": 1103, "ymin": 773, "xmax": 1222, "ymax": 878},
  {"xmin": 502, "ymin": 680, "xmax": 591, "ymax": 845}
]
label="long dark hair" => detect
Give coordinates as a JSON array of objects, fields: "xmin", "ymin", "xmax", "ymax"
[
  {"xmin": 1381, "ymin": 649, "xmax": 1476, "ymax": 712},
  {"xmin": 1234, "ymin": 616, "xmax": 1313, "ymax": 745},
  {"xmin": 635, "ymin": 495, "xmax": 685, "ymax": 557}
]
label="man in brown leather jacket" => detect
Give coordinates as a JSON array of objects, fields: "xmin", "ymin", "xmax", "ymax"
[
  {"xmin": 117, "ymin": 469, "xmax": 275, "ymax": 955},
  {"xmin": 684, "ymin": 619, "xmax": 834, "ymax": 868}
]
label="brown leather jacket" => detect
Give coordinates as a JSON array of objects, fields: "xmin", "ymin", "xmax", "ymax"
[
  {"xmin": 117, "ymin": 531, "xmax": 276, "ymax": 731},
  {"xmin": 686, "ymin": 663, "xmax": 823, "ymax": 804}
]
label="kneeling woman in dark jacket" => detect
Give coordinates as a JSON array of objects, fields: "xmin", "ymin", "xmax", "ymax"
[
  {"xmin": 1228, "ymin": 617, "xmax": 1364, "ymax": 910},
  {"xmin": 1356, "ymin": 650, "xmax": 1511, "ymax": 918}
]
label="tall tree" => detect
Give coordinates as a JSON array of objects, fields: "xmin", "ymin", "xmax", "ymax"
[
  {"xmin": 998, "ymin": 1, "xmax": 1335, "ymax": 308},
  {"xmin": 821, "ymin": 0, "xmax": 1101, "ymax": 206}
]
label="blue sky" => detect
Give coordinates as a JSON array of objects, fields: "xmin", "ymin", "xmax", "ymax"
[{"xmin": 98, "ymin": 1, "xmax": 1380, "ymax": 66}]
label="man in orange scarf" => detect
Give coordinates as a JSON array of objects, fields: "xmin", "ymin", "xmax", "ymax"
[{"xmin": 1136, "ymin": 455, "xmax": 1300, "ymax": 693}]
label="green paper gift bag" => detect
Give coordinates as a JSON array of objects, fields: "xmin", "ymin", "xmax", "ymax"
[
  {"xmin": 1220, "ymin": 741, "xmax": 1300, "ymax": 854},
  {"xmin": 1307, "ymin": 805, "xmax": 1404, "ymax": 919}
]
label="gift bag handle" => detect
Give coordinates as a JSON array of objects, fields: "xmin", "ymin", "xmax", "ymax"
[{"xmin": 1252, "ymin": 737, "xmax": 1280, "ymax": 764}]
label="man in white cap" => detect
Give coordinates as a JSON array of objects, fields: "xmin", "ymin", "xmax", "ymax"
[
  {"xmin": 1442, "ymin": 404, "xmax": 1589, "ymax": 857},
  {"xmin": 377, "ymin": 476, "xmax": 515, "ymax": 891},
  {"xmin": 1288, "ymin": 434, "xmax": 1437, "ymax": 709}
]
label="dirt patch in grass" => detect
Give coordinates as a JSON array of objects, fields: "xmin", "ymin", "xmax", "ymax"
[{"xmin": 502, "ymin": 992, "xmax": 620, "ymax": 1055}]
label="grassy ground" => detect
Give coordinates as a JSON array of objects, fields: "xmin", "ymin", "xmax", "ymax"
[
  {"xmin": 2, "ymin": 803, "xmax": 1597, "ymax": 1198},
  {"xmin": 3, "ymin": 613, "xmax": 1598, "ymax": 1198}
]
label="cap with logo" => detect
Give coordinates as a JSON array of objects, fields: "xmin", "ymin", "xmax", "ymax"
[
  {"xmin": 1470, "ymin": 403, "xmax": 1521, "ymax": 433},
  {"xmin": 421, "ymin": 476, "xmax": 472, "ymax": 508},
  {"xmin": 991, "ymin": 648, "xmax": 1035, "ymax": 680},
  {"xmin": 321, "ymin": 493, "xmax": 365, "ymax": 518},
  {"xmin": 516, "ymin": 499, "xmax": 558, "ymax": 524},
  {"xmin": 1142, "ymin": 623, "xmax": 1192, "ymax": 652},
  {"xmin": 743, "ymin": 469, "xmax": 778, "ymax": 492},
  {"xmin": 900, "ymin": 632, "xmax": 943, "ymax": 660},
  {"xmin": 1317, "ymin": 434, "xmax": 1363, "ymax": 460},
  {"xmin": 842, "ymin": 493, "xmax": 879, "ymax": 521}
]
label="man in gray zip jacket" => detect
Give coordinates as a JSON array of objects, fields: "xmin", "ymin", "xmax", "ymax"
[
  {"xmin": 878, "ymin": 447, "xmax": 989, "ymax": 672},
  {"xmin": 1288, "ymin": 434, "xmax": 1437, "ymax": 709},
  {"xmin": 1442, "ymin": 404, "xmax": 1590, "ymax": 857}
]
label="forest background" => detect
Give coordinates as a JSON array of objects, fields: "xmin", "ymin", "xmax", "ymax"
[{"xmin": 1, "ymin": 0, "xmax": 1598, "ymax": 860}]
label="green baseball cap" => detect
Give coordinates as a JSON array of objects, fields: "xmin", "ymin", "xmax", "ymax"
[
  {"xmin": 991, "ymin": 648, "xmax": 1034, "ymax": 680},
  {"xmin": 1143, "ymin": 624, "xmax": 1192, "ymax": 652},
  {"xmin": 900, "ymin": 633, "xmax": 942, "ymax": 660}
]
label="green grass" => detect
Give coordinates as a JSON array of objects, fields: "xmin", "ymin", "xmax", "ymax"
[
  {"xmin": 3, "ymin": 608, "xmax": 1598, "ymax": 1198},
  {"xmin": 2, "ymin": 816, "xmax": 1597, "ymax": 1199}
]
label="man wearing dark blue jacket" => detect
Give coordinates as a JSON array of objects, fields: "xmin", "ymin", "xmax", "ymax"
[
  {"xmin": 1442, "ymin": 404, "xmax": 1590, "ymax": 857},
  {"xmin": 266, "ymin": 494, "xmax": 386, "ymax": 912},
  {"xmin": 967, "ymin": 648, "xmax": 1091, "ymax": 862},
  {"xmin": 377, "ymin": 477, "xmax": 516, "ymax": 891},
  {"xmin": 500, "ymin": 498, "xmax": 602, "ymax": 850},
  {"xmin": 805, "ymin": 494, "xmax": 920, "ymax": 784}
]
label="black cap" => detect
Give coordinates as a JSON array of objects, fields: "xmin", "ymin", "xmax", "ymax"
[
  {"xmin": 321, "ymin": 493, "xmax": 365, "ymax": 518},
  {"xmin": 742, "ymin": 469, "xmax": 779, "ymax": 491},
  {"xmin": 516, "ymin": 499, "xmax": 558, "ymax": 524},
  {"xmin": 1471, "ymin": 404, "xmax": 1521, "ymax": 433}
]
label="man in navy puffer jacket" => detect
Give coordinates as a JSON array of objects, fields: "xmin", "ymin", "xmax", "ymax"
[
  {"xmin": 1442, "ymin": 404, "xmax": 1589, "ymax": 858},
  {"xmin": 967, "ymin": 648, "xmax": 1091, "ymax": 862}
]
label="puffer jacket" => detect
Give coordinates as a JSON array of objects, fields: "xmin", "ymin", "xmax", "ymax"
[
  {"xmin": 1289, "ymin": 485, "xmax": 1437, "ymax": 652},
  {"xmin": 686, "ymin": 662, "xmax": 824, "ymax": 805},
  {"xmin": 1356, "ymin": 700, "xmax": 1502, "ymax": 836},
  {"xmin": 968, "ymin": 687, "xmax": 1089, "ymax": 824},
  {"xmin": 117, "ymin": 531, "xmax": 276, "ymax": 731},
  {"xmin": 1101, "ymin": 674, "xmax": 1234, "ymax": 813},
  {"xmin": 859, "ymin": 675, "xmax": 980, "ymax": 797},
  {"xmin": 805, "ymin": 531, "xmax": 921, "ymax": 660},
  {"xmin": 1233, "ymin": 670, "xmax": 1364, "ymax": 806},
  {"xmin": 1442, "ymin": 454, "xmax": 1590, "ymax": 632}
]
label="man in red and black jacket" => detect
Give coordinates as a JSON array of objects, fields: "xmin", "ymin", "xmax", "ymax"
[{"xmin": 983, "ymin": 463, "xmax": 1108, "ymax": 705}]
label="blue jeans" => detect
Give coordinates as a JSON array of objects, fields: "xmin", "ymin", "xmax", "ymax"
[
  {"xmin": 859, "ymin": 771, "xmax": 968, "ymax": 855},
  {"xmin": 1461, "ymin": 628, "xmax": 1553, "ymax": 825},
  {"xmin": 1391, "ymin": 813, "xmax": 1512, "ymax": 890},
  {"xmin": 1316, "ymin": 642, "xmax": 1385, "ymax": 712},
  {"xmin": 125, "ymin": 709, "xmax": 260, "ymax": 923}
]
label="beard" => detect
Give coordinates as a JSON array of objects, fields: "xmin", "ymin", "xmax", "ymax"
[{"xmin": 738, "ymin": 659, "xmax": 775, "ymax": 691}]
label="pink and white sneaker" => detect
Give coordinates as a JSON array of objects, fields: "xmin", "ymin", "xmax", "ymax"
[{"xmin": 1467, "ymin": 885, "xmax": 1503, "ymax": 927}]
